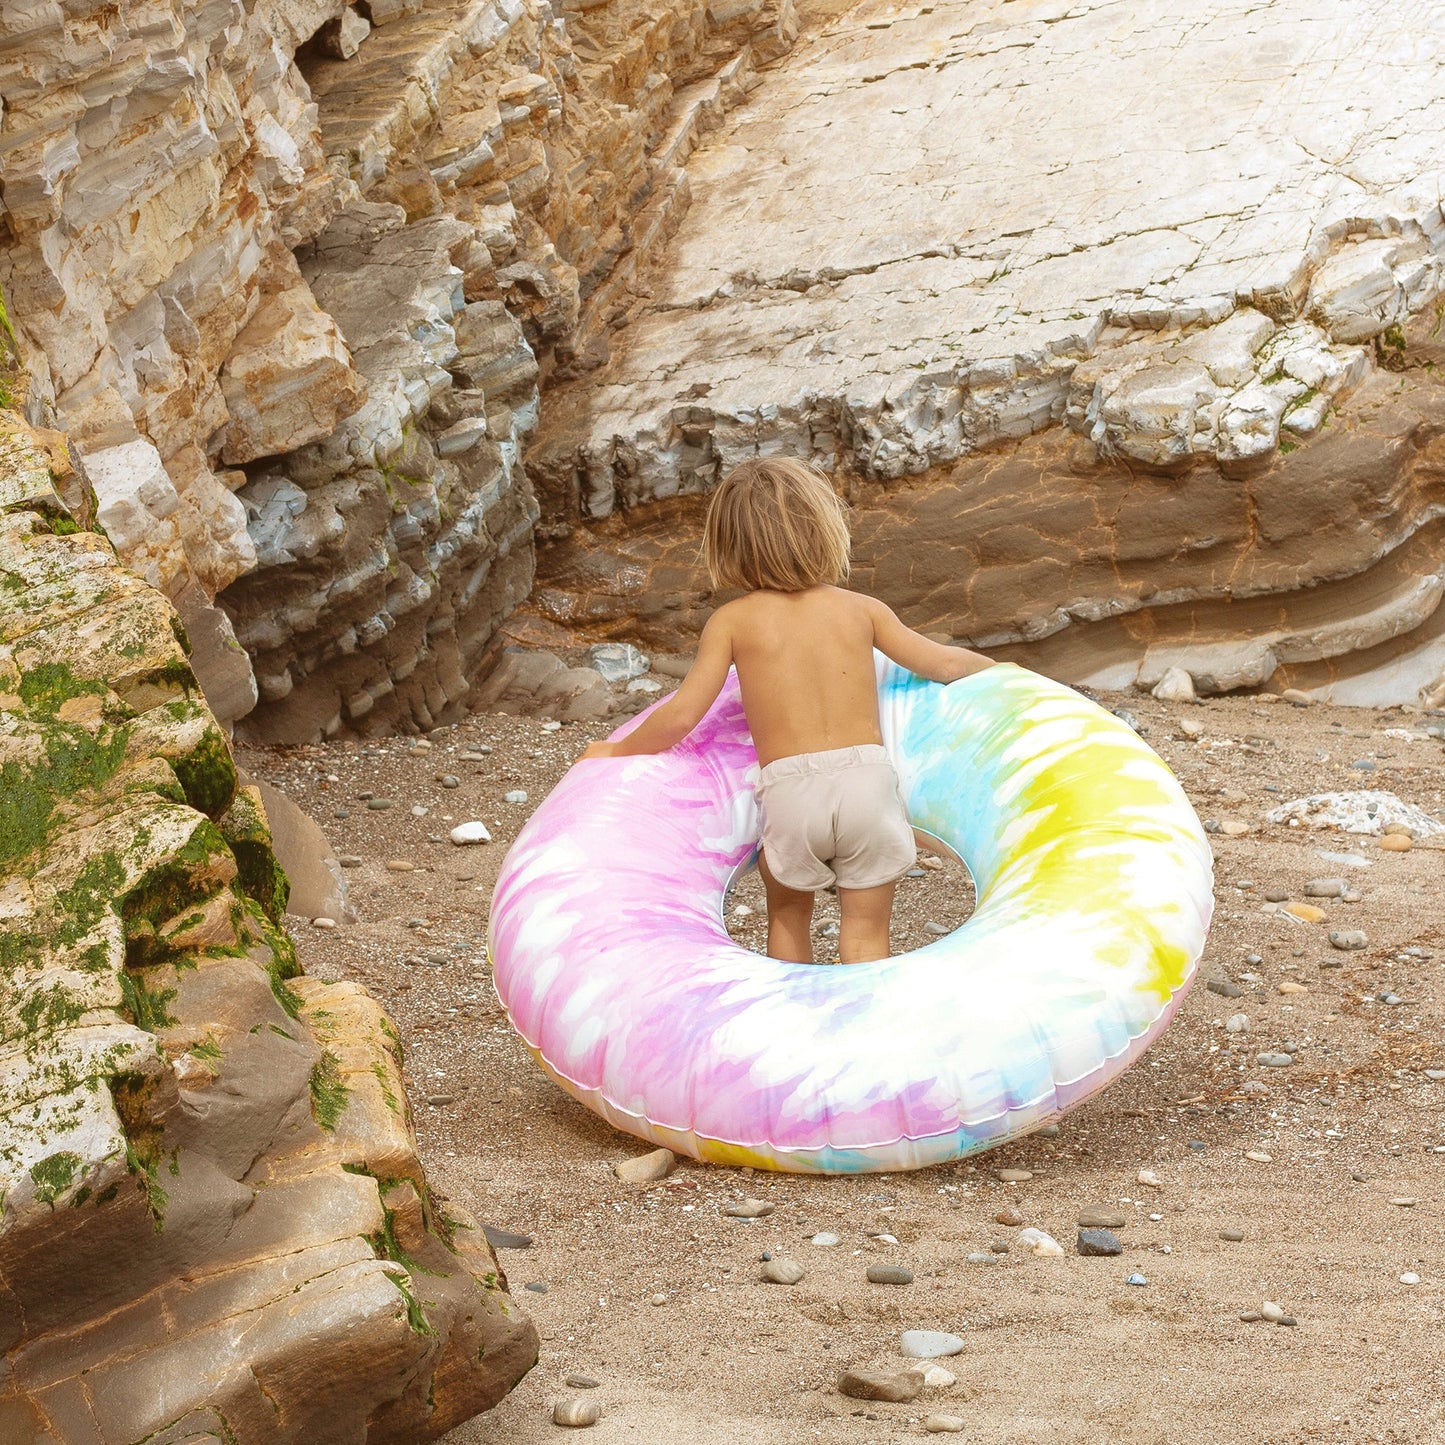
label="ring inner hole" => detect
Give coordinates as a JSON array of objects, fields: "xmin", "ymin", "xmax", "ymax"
[{"xmin": 722, "ymin": 829, "xmax": 977, "ymax": 962}]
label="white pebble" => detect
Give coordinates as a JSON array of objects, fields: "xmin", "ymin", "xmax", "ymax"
[
  {"xmin": 310, "ymin": 916, "xmax": 336, "ymax": 929},
  {"xmin": 449, "ymin": 821, "xmax": 493, "ymax": 846},
  {"xmin": 504, "ymin": 790, "xmax": 528, "ymax": 804}
]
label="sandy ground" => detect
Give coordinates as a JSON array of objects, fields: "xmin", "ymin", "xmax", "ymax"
[{"xmin": 237, "ymin": 684, "xmax": 1445, "ymax": 1445}]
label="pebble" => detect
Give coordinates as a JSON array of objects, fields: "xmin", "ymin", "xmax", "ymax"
[
  {"xmin": 410, "ymin": 804, "xmax": 428, "ymax": 818},
  {"xmin": 1077, "ymin": 1228, "xmax": 1123, "ymax": 1257},
  {"xmin": 1260, "ymin": 1301, "xmax": 1285, "ymax": 1323},
  {"xmin": 650, "ymin": 1293, "xmax": 667, "ymax": 1306},
  {"xmin": 1207, "ymin": 979, "xmax": 1244, "ymax": 998},
  {"xmin": 900, "ymin": 1330, "xmax": 966, "ymax": 1359},
  {"xmin": 997, "ymin": 1168, "xmax": 1033, "ymax": 1183},
  {"xmin": 449, "ymin": 821, "xmax": 492, "ymax": 845},
  {"xmin": 1225, "ymin": 1013, "xmax": 1249, "ymax": 1034},
  {"xmin": 504, "ymin": 789, "xmax": 529, "ymax": 804},
  {"xmin": 1305, "ymin": 877, "xmax": 1346, "ymax": 898},
  {"xmin": 761, "ymin": 1257, "xmax": 804, "ymax": 1285},
  {"xmin": 1034, "ymin": 1123, "xmax": 1061, "ymax": 1137},
  {"xmin": 426, "ymin": 1093, "xmax": 455, "ymax": 1107},
  {"xmin": 1240, "ymin": 1080, "xmax": 1269, "ymax": 1095},
  {"xmin": 995, "ymin": 1207, "xmax": 1024, "ymax": 1225},
  {"xmin": 1126, "ymin": 1273, "xmax": 1148, "ymax": 1287},
  {"xmin": 1263, "ymin": 888, "xmax": 1289, "ymax": 902},
  {"xmin": 1400, "ymin": 1272, "xmax": 1421, "ymax": 1285},
  {"xmin": 1177, "ymin": 718, "xmax": 1203, "ymax": 740},
  {"xmin": 1380, "ymin": 832, "xmax": 1413, "ymax": 851},
  {"xmin": 409, "ymin": 740, "xmax": 432, "ymax": 753},
  {"xmin": 1390, "ymin": 1197, "xmax": 1418, "ymax": 1208},
  {"xmin": 524, "ymin": 1282, "xmax": 549, "ymax": 1293},
  {"xmin": 923, "ymin": 921, "xmax": 950, "ymax": 936},
  {"xmin": 1220, "ymin": 820, "xmax": 1250, "ymax": 836},
  {"xmin": 613, "ymin": 1148, "xmax": 675, "ymax": 1184},
  {"xmin": 837, "ymin": 1368, "xmax": 923, "ymax": 1403},
  {"xmin": 1278, "ymin": 981, "xmax": 1309, "ymax": 995},
  {"xmin": 1329, "ymin": 929, "xmax": 1368, "ymax": 951},
  {"xmin": 553, "ymin": 1395, "xmax": 601, "ymax": 1428},
  {"xmin": 924, "ymin": 1417, "xmax": 966, "ymax": 1434},
  {"xmin": 811, "ymin": 1232, "xmax": 841, "ymax": 1247},
  {"xmin": 724, "ymin": 1198, "xmax": 774, "ymax": 1219},
  {"xmin": 1239, "ymin": 1310, "xmax": 1262, "ymax": 1322},
  {"xmin": 966, "ymin": 1252, "xmax": 997, "ymax": 1265},
  {"xmin": 440, "ymin": 774, "xmax": 460, "ymax": 788},
  {"xmin": 1256, "ymin": 1052, "xmax": 1293, "ymax": 1068},
  {"xmin": 339, "ymin": 855, "xmax": 362, "ymax": 868},
  {"xmin": 1283, "ymin": 902, "xmax": 1324, "ymax": 924},
  {"xmin": 588, "ymin": 642, "xmax": 650, "ymax": 683},
  {"xmin": 1015, "ymin": 1228, "xmax": 1064, "ymax": 1258},
  {"xmin": 922, "ymin": 1365, "xmax": 957, "ymax": 1387},
  {"xmin": 1220, "ymin": 1229, "xmax": 1245, "ymax": 1242},
  {"xmin": 989, "ymin": 1238, "xmax": 1009, "ymax": 1254},
  {"xmin": 459, "ymin": 750, "xmax": 490, "ymax": 761},
  {"xmin": 385, "ymin": 860, "xmax": 415, "ymax": 872},
  {"xmin": 1137, "ymin": 1169, "xmax": 1163, "ymax": 1189},
  {"xmin": 1244, "ymin": 1150, "xmax": 1272, "ymax": 1163},
  {"xmin": 1077, "ymin": 1208, "xmax": 1126, "ymax": 1229},
  {"xmin": 1281, "ymin": 688, "xmax": 1314, "ymax": 706},
  {"xmin": 866, "ymin": 1264, "xmax": 915, "ymax": 1285},
  {"xmin": 565, "ymin": 1375, "xmax": 600, "ymax": 1390},
  {"xmin": 367, "ymin": 798, "xmax": 393, "ymax": 811},
  {"xmin": 311, "ymin": 916, "xmax": 336, "ymax": 929}
]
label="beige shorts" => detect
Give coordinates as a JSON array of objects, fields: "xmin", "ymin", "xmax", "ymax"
[{"xmin": 756, "ymin": 744, "xmax": 915, "ymax": 892}]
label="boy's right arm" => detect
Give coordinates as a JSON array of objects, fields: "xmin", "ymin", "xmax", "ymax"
[
  {"xmin": 863, "ymin": 596, "xmax": 996, "ymax": 684},
  {"xmin": 578, "ymin": 608, "xmax": 736, "ymax": 759}
]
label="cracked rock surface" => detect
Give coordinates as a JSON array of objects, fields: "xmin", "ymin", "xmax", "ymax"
[
  {"xmin": 531, "ymin": 0, "xmax": 1445, "ymax": 703},
  {"xmin": 0, "ymin": 416, "xmax": 536, "ymax": 1442}
]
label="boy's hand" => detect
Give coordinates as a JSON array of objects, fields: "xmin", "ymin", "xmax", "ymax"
[{"xmin": 579, "ymin": 740, "xmax": 618, "ymax": 761}]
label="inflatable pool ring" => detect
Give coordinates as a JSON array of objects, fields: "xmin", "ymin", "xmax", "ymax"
[{"xmin": 489, "ymin": 660, "xmax": 1213, "ymax": 1173}]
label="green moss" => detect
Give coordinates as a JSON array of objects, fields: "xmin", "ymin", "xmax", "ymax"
[
  {"xmin": 29, "ymin": 1150, "xmax": 82, "ymax": 1205},
  {"xmin": 17, "ymin": 662, "xmax": 105, "ymax": 712},
  {"xmin": 111, "ymin": 1073, "xmax": 168, "ymax": 1230},
  {"xmin": 387, "ymin": 1269, "xmax": 435, "ymax": 1337},
  {"xmin": 370, "ymin": 1060, "xmax": 400, "ymax": 1115},
  {"xmin": 118, "ymin": 969, "xmax": 179, "ymax": 1032},
  {"xmin": 1278, "ymin": 436, "xmax": 1299, "ymax": 454},
  {"xmin": 309, "ymin": 1049, "xmax": 350, "ymax": 1131},
  {"xmin": 191, "ymin": 1036, "xmax": 222, "ymax": 1063},
  {"xmin": 0, "ymin": 721, "xmax": 130, "ymax": 866},
  {"xmin": 169, "ymin": 720, "xmax": 237, "ymax": 819},
  {"xmin": 48, "ymin": 515, "xmax": 80, "ymax": 536},
  {"xmin": 18, "ymin": 983, "xmax": 86, "ymax": 1037}
]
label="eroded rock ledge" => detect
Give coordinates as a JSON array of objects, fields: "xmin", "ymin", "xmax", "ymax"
[
  {"xmin": 0, "ymin": 417, "xmax": 535, "ymax": 1441},
  {"xmin": 529, "ymin": 0, "xmax": 1445, "ymax": 704},
  {"xmin": 0, "ymin": 0, "xmax": 797, "ymax": 741}
]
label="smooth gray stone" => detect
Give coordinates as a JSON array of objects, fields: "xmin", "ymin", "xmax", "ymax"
[{"xmin": 899, "ymin": 1329, "xmax": 966, "ymax": 1359}]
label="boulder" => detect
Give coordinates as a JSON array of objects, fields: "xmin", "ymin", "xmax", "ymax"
[{"xmin": 0, "ymin": 419, "xmax": 536, "ymax": 1440}]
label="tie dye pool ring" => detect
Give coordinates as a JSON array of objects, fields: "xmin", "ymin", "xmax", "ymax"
[{"xmin": 489, "ymin": 660, "xmax": 1213, "ymax": 1173}]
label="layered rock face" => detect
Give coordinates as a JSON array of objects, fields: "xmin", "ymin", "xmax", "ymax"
[
  {"xmin": 0, "ymin": 415, "xmax": 536, "ymax": 1440},
  {"xmin": 0, "ymin": 0, "xmax": 796, "ymax": 741},
  {"xmin": 530, "ymin": 0, "xmax": 1445, "ymax": 704}
]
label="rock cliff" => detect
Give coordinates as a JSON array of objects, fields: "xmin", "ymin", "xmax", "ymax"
[
  {"xmin": 529, "ymin": 0, "xmax": 1445, "ymax": 704},
  {"xmin": 0, "ymin": 409, "xmax": 536, "ymax": 1440},
  {"xmin": 0, "ymin": 0, "xmax": 796, "ymax": 741}
]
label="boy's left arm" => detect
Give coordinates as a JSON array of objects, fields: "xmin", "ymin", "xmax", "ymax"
[{"xmin": 579, "ymin": 611, "xmax": 735, "ymax": 760}]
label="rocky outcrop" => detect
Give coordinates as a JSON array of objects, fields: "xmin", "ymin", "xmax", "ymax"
[
  {"xmin": 0, "ymin": 0, "xmax": 798, "ymax": 739},
  {"xmin": 0, "ymin": 416, "xmax": 536, "ymax": 1440},
  {"xmin": 528, "ymin": 0, "xmax": 1445, "ymax": 704}
]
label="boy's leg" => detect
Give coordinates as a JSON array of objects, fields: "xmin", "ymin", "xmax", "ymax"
[
  {"xmin": 837, "ymin": 882, "xmax": 895, "ymax": 963},
  {"xmin": 758, "ymin": 850, "xmax": 815, "ymax": 963}
]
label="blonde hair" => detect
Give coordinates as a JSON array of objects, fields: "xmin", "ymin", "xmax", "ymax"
[{"xmin": 702, "ymin": 458, "xmax": 851, "ymax": 592}]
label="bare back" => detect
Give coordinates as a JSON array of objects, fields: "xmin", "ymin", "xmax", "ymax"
[{"xmin": 722, "ymin": 587, "xmax": 884, "ymax": 767}]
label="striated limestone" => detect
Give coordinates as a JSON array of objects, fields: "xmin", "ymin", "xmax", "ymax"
[
  {"xmin": 530, "ymin": 0, "xmax": 1445, "ymax": 704},
  {"xmin": 0, "ymin": 416, "xmax": 536, "ymax": 1440},
  {"xmin": 0, "ymin": 0, "xmax": 799, "ymax": 738}
]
